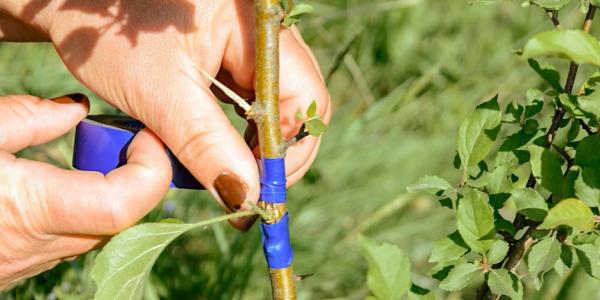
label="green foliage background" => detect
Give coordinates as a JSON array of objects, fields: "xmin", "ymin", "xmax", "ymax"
[{"xmin": 2, "ymin": 0, "xmax": 600, "ymax": 299}]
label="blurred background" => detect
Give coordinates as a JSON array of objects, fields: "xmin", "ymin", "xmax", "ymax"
[{"xmin": 2, "ymin": 0, "xmax": 600, "ymax": 299}]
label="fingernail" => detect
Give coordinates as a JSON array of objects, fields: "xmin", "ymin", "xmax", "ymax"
[
  {"xmin": 51, "ymin": 93, "xmax": 90, "ymax": 109},
  {"xmin": 230, "ymin": 214, "xmax": 259, "ymax": 232},
  {"xmin": 214, "ymin": 172, "xmax": 248, "ymax": 212}
]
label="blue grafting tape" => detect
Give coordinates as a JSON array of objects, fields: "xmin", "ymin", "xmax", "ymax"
[
  {"xmin": 73, "ymin": 115, "xmax": 202, "ymax": 190},
  {"xmin": 260, "ymin": 158, "xmax": 287, "ymax": 203},
  {"xmin": 260, "ymin": 213, "xmax": 293, "ymax": 269}
]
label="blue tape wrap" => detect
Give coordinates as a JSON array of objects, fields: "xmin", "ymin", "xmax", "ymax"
[
  {"xmin": 260, "ymin": 213, "xmax": 293, "ymax": 269},
  {"xmin": 73, "ymin": 115, "xmax": 202, "ymax": 190},
  {"xmin": 260, "ymin": 158, "xmax": 287, "ymax": 203}
]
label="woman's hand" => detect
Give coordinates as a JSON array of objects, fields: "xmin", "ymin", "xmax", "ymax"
[
  {"xmin": 0, "ymin": 1, "xmax": 331, "ymax": 230},
  {"xmin": 0, "ymin": 94, "xmax": 171, "ymax": 290}
]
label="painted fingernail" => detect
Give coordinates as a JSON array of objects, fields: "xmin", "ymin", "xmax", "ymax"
[
  {"xmin": 230, "ymin": 214, "xmax": 259, "ymax": 232},
  {"xmin": 51, "ymin": 93, "xmax": 90, "ymax": 109},
  {"xmin": 214, "ymin": 172, "xmax": 248, "ymax": 212}
]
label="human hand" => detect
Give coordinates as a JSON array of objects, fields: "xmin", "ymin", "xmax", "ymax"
[
  {"xmin": 0, "ymin": 1, "xmax": 331, "ymax": 231},
  {"xmin": 0, "ymin": 94, "xmax": 171, "ymax": 290}
]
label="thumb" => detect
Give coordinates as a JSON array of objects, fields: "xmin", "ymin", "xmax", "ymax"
[
  {"xmin": 131, "ymin": 67, "xmax": 259, "ymax": 231},
  {"xmin": 0, "ymin": 94, "xmax": 89, "ymax": 153}
]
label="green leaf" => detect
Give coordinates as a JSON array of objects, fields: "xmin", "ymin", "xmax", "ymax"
[
  {"xmin": 523, "ymin": 30, "xmax": 600, "ymax": 66},
  {"xmin": 457, "ymin": 188, "xmax": 496, "ymax": 253},
  {"xmin": 576, "ymin": 135, "xmax": 600, "ymax": 168},
  {"xmin": 575, "ymin": 167, "xmax": 600, "ymax": 207},
  {"xmin": 407, "ymin": 175, "xmax": 453, "ymax": 195},
  {"xmin": 470, "ymin": 166, "xmax": 513, "ymax": 195},
  {"xmin": 567, "ymin": 119, "xmax": 581, "ymax": 142},
  {"xmin": 282, "ymin": 3, "xmax": 314, "ymax": 27},
  {"xmin": 578, "ymin": 89, "xmax": 600, "ymax": 120},
  {"xmin": 457, "ymin": 95, "xmax": 502, "ymax": 170},
  {"xmin": 528, "ymin": 0, "xmax": 571, "ymax": 9},
  {"xmin": 305, "ymin": 118, "xmax": 327, "ymax": 136},
  {"xmin": 575, "ymin": 244, "xmax": 600, "ymax": 278},
  {"xmin": 529, "ymin": 145, "xmax": 564, "ymax": 196},
  {"xmin": 554, "ymin": 244, "xmax": 574, "ymax": 277},
  {"xmin": 359, "ymin": 235, "xmax": 411, "ymax": 300},
  {"xmin": 527, "ymin": 59, "xmax": 563, "ymax": 92},
  {"xmin": 508, "ymin": 188, "xmax": 548, "ymax": 222},
  {"xmin": 91, "ymin": 211, "xmax": 255, "ymax": 300},
  {"xmin": 306, "ymin": 100, "xmax": 317, "ymax": 118},
  {"xmin": 527, "ymin": 237, "xmax": 561, "ymax": 289},
  {"xmin": 538, "ymin": 198, "xmax": 594, "ymax": 232},
  {"xmin": 487, "ymin": 269, "xmax": 524, "ymax": 300},
  {"xmin": 429, "ymin": 231, "xmax": 469, "ymax": 263},
  {"xmin": 439, "ymin": 262, "xmax": 482, "ymax": 291},
  {"xmin": 559, "ymin": 94, "xmax": 586, "ymax": 117},
  {"xmin": 487, "ymin": 240, "xmax": 510, "ymax": 265}
]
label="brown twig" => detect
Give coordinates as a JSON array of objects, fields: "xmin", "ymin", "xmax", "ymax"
[
  {"xmin": 284, "ymin": 124, "xmax": 309, "ymax": 149},
  {"xmin": 553, "ymin": 144, "xmax": 574, "ymax": 167},
  {"xmin": 254, "ymin": 0, "xmax": 297, "ymax": 299},
  {"xmin": 477, "ymin": 5, "xmax": 597, "ymax": 300},
  {"xmin": 580, "ymin": 119, "xmax": 595, "ymax": 135},
  {"xmin": 546, "ymin": 9, "xmax": 560, "ymax": 27}
]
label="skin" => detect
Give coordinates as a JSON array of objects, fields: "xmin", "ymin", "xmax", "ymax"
[{"xmin": 0, "ymin": 0, "xmax": 330, "ymax": 289}]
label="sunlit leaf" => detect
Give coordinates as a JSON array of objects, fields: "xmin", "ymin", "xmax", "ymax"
[
  {"xmin": 527, "ymin": 59, "xmax": 563, "ymax": 92},
  {"xmin": 538, "ymin": 198, "xmax": 594, "ymax": 232},
  {"xmin": 527, "ymin": 237, "xmax": 561, "ymax": 289},
  {"xmin": 407, "ymin": 175, "xmax": 453, "ymax": 195},
  {"xmin": 575, "ymin": 167, "xmax": 600, "ymax": 207},
  {"xmin": 306, "ymin": 100, "xmax": 317, "ymax": 118},
  {"xmin": 305, "ymin": 118, "xmax": 327, "ymax": 136},
  {"xmin": 523, "ymin": 30, "xmax": 600, "ymax": 66},
  {"xmin": 457, "ymin": 188, "xmax": 496, "ymax": 253},
  {"xmin": 487, "ymin": 240, "xmax": 510, "ymax": 265},
  {"xmin": 487, "ymin": 268, "xmax": 523, "ymax": 300},
  {"xmin": 282, "ymin": 3, "xmax": 314, "ymax": 27},
  {"xmin": 439, "ymin": 262, "xmax": 482, "ymax": 291},
  {"xmin": 575, "ymin": 244, "xmax": 600, "ymax": 279},
  {"xmin": 527, "ymin": 0, "xmax": 571, "ymax": 10},
  {"xmin": 359, "ymin": 235, "xmax": 411, "ymax": 300},
  {"xmin": 429, "ymin": 231, "xmax": 469, "ymax": 263},
  {"xmin": 529, "ymin": 145, "xmax": 564, "ymax": 197},
  {"xmin": 457, "ymin": 95, "xmax": 502, "ymax": 170},
  {"xmin": 92, "ymin": 212, "xmax": 255, "ymax": 300},
  {"xmin": 508, "ymin": 188, "xmax": 548, "ymax": 221}
]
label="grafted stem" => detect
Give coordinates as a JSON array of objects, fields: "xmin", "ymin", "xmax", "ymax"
[{"xmin": 254, "ymin": 0, "xmax": 297, "ymax": 299}]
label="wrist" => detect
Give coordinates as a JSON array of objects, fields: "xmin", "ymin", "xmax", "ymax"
[{"xmin": 0, "ymin": 1, "xmax": 57, "ymax": 41}]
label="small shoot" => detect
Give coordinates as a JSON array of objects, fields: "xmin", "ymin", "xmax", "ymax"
[
  {"xmin": 285, "ymin": 100, "xmax": 327, "ymax": 148},
  {"xmin": 282, "ymin": 3, "xmax": 314, "ymax": 27}
]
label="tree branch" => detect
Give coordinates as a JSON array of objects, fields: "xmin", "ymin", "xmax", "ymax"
[{"xmin": 254, "ymin": 1, "xmax": 297, "ymax": 299}]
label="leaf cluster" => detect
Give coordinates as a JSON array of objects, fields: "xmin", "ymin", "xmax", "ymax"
[{"xmin": 407, "ymin": 4, "xmax": 600, "ymax": 298}]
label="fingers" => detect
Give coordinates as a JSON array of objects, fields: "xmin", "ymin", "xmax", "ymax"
[
  {"xmin": 0, "ymin": 94, "xmax": 89, "ymax": 153},
  {"xmin": 129, "ymin": 63, "xmax": 261, "ymax": 229},
  {"xmin": 223, "ymin": 8, "xmax": 331, "ymax": 186},
  {"xmin": 8, "ymin": 129, "xmax": 171, "ymax": 235}
]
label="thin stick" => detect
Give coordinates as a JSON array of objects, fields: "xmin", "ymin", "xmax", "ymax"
[
  {"xmin": 196, "ymin": 66, "xmax": 252, "ymax": 112},
  {"xmin": 255, "ymin": 0, "xmax": 297, "ymax": 299}
]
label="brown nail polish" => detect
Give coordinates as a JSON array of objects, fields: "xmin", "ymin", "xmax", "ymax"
[
  {"xmin": 214, "ymin": 173, "xmax": 248, "ymax": 212},
  {"xmin": 230, "ymin": 214, "xmax": 259, "ymax": 232},
  {"xmin": 51, "ymin": 93, "xmax": 90, "ymax": 109}
]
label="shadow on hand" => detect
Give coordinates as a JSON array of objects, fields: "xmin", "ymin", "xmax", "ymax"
[{"xmin": 21, "ymin": 0, "xmax": 198, "ymax": 67}]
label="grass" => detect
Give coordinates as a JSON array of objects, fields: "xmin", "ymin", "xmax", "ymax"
[{"xmin": 2, "ymin": 0, "xmax": 600, "ymax": 299}]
